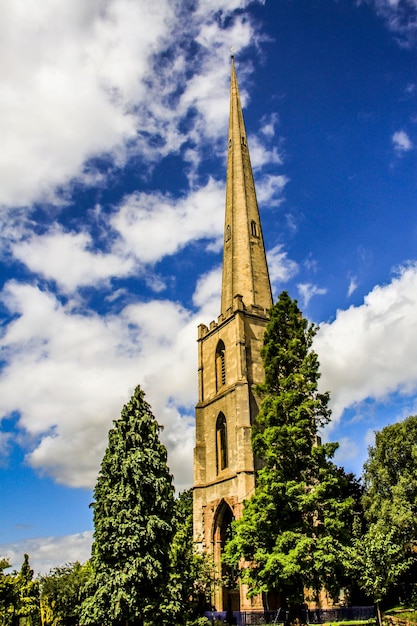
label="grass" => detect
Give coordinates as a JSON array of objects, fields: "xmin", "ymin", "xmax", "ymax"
[
  {"xmin": 384, "ymin": 610, "xmax": 417, "ymax": 623},
  {"xmin": 323, "ymin": 621, "xmax": 377, "ymax": 626}
]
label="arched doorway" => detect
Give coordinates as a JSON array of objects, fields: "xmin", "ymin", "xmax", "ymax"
[{"xmin": 212, "ymin": 500, "xmax": 240, "ymax": 614}]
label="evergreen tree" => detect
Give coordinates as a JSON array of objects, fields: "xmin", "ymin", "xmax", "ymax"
[
  {"xmin": 14, "ymin": 555, "xmax": 40, "ymax": 626},
  {"xmin": 80, "ymin": 386, "xmax": 175, "ymax": 626},
  {"xmin": 0, "ymin": 555, "xmax": 40, "ymax": 626},
  {"xmin": 0, "ymin": 558, "xmax": 16, "ymax": 626},
  {"xmin": 224, "ymin": 292, "xmax": 356, "ymax": 613}
]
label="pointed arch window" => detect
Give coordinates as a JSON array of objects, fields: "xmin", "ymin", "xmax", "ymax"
[
  {"xmin": 251, "ymin": 220, "xmax": 258, "ymax": 237},
  {"xmin": 215, "ymin": 340, "xmax": 226, "ymax": 391},
  {"xmin": 216, "ymin": 413, "xmax": 228, "ymax": 473}
]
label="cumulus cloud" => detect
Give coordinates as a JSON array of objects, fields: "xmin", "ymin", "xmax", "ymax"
[
  {"xmin": 9, "ymin": 178, "xmax": 227, "ymax": 294},
  {"xmin": 111, "ymin": 178, "xmax": 225, "ymax": 264},
  {"xmin": 192, "ymin": 266, "xmax": 222, "ymax": 319},
  {"xmin": 0, "ymin": 281, "xmax": 199, "ymax": 490},
  {"xmin": 0, "ymin": 0, "xmax": 265, "ymax": 210},
  {"xmin": 0, "ymin": 531, "xmax": 93, "ymax": 575},
  {"xmin": 315, "ymin": 263, "xmax": 417, "ymax": 423},
  {"xmin": 392, "ymin": 129, "xmax": 413, "ymax": 153},
  {"xmin": 0, "ymin": 0, "xmax": 154, "ymax": 207},
  {"xmin": 11, "ymin": 226, "xmax": 134, "ymax": 293}
]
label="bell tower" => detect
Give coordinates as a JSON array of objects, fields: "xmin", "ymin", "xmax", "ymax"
[{"xmin": 193, "ymin": 57, "xmax": 273, "ymax": 613}]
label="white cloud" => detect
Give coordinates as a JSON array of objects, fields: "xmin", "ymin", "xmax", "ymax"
[
  {"xmin": 0, "ymin": 0, "xmax": 158, "ymax": 207},
  {"xmin": 347, "ymin": 276, "xmax": 358, "ymax": 297},
  {"xmin": 248, "ymin": 135, "xmax": 283, "ymax": 169},
  {"xmin": 0, "ymin": 531, "xmax": 93, "ymax": 575},
  {"xmin": 333, "ymin": 437, "xmax": 360, "ymax": 467},
  {"xmin": 267, "ymin": 244, "xmax": 299, "ymax": 292},
  {"xmin": 111, "ymin": 178, "xmax": 225, "ymax": 264},
  {"xmin": 0, "ymin": 0, "xmax": 265, "ymax": 210},
  {"xmin": 392, "ymin": 129, "xmax": 413, "ymax": 153},
  {"xmin": 0, "ymin": 281, "xmax": 200, "ymax": 490},
  {"xmin": 315, "ymin": 263, "xmax": 417, "ymax": 423},
  {"xmin": 297, "ymin": 282, "xmax": 327, "ymax": 307},
  {"xmin": 11, "ymin": 226, "xmax": 134, "ymax": 293},
  {"xmin": 0, "ymin": 432, "xmax": 12, "ymax": 464},
  {"xmin": 259, "ymin": 113, "xmax": 280, "ymax": 139},
  {"xmin": 192, "ymin": 266, "xmax": 222, "ymax": 318},
  {"xmin": 368, "ymin": 0, "xmax": 417, "ymax": 45},
  {"xmin": 7, "ymin": 178, "xmax": 227, "ymax": 294},
  {"xmin": 256, "ymin": 174, "xmax": 289, "ymax": 206}
]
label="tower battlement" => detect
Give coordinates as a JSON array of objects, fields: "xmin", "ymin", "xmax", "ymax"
[{"xmin": 198, "ymin": 296, "xmax": 270, "ymax": 340}]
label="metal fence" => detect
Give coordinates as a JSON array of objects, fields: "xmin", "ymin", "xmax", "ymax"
[
  {"xmin": 204, "ymin": 606, "xmax": 375, "ymax": 626},
  {"xmin": 308, "ymin": 606, "xmax": 375, "ymax": 623}
]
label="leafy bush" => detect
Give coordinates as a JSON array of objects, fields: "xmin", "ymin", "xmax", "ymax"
[{"xmin": 185, "ymin": 618, "xmax": 212, "ymax": 626}]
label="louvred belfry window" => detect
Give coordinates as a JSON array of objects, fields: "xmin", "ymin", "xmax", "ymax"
[
  {"xmin": 215, "ymin": 340, "xmax": 226, "ymax": 391},
  {"xmin": 216, "ymin": 412, "xmax": 228, "ymax": 473}
]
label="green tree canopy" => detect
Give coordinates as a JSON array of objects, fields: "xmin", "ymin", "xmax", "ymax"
[
  {"xmin": 224, "ymin": 292, "xmax": 357, "ymax": 610},
  {"xmin": 15, "ymin": 555, "xmax": 40, "ymax": 625},
  {"xmin": 351, "ymin": 415, "xmax": 417, "ymax": 619},
  {"xmin": 0, "ymin": 555, "xmax": 40, "ymax": 626},
  {"xmin": 40, "ymin": 561, "xmax": 92, "ymax": 626},
  {"xmin": 0, "ymin": 558, "xmax": 15, "ymax": 626},
  {"xmin": 362, "ymin": 415, "xmax": 417, "ymax": 536},
  {"xmin": 161, "ymin": 489, "xmax": 216, "ymax": 625},
  {"xmin": 80, "ymin": 385, "xmax": 175, "ymax": 626}
]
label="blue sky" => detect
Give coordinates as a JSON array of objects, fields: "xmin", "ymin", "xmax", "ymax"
[{"xmin": 1, "ymin": 0, "xmax": 416, "ymax": 574}]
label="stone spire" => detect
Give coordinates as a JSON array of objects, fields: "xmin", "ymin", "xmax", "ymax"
[{"xmin": 221, "ymin": 56, "xmax": 273, "ymax": 317}]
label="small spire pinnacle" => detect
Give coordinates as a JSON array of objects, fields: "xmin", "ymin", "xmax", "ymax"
[{"xmin": 220, "ymin": 58, "xmax": 273, "ymax": 317}]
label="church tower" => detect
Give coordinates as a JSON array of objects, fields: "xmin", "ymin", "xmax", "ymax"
[{"xmin": 193, "ymin": 57, "xmax": 273, "ymax": 613}]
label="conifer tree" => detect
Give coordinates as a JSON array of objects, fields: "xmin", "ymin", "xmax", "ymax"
[
  {"xmin": 0, "ymin": 555, "xmax": 40, "ymax": 626},
  {"xmin": 80, "ymin": 386, "xmax": 175, "ymax": 626},
  {"xmin": 15, "ymin": 554, "xmax": 40, "ymax": 626},
  {"xmin": 0, "ymin": 558, "xmax": 16, "ymax": 626},
  {"xmin": 224, "ymin": 292, "xmax": 356, "ymax": 614}
]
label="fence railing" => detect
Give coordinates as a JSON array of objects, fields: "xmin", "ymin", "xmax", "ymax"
[{"xmin": 204, "ymin": 606, "xmax": 375, "ymax": 625}]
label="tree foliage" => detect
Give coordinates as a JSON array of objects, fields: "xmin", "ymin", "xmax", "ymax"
[
  {"xmin": 351, "ymin": 416, "xmax": 417, "ymax": 616},
  {"xmin": 161, "ymin": 490, "xmax": 216, "ymax": 625},
  {"xmin": 0, "ymin": 558, "xmax": 16, "ymax": 626},
  {"xmin": 80, "ymin": 385, "xmax": 175, "ymax": 626},
  {"xmin": 40, "ymin": 561, "xmax": 92, "ymax": 626},
  {"xmin": 0, "ymin": 555, "xmax": 40, "ymax": 626},
  {"xmin": 224, "ymin": 292, "xmax": 356, "ymax": 608},
  {"xmin": 362, "ymin": 415, "xmax": 417, "ymax": 537}
]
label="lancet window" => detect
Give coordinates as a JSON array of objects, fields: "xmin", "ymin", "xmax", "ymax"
[
  {"xmin": 215, "ymin": 340, "xmax": 226, "ymax": 391},
  {"xmin": 216, "ymin": 413, "xmax": 228, "ymax": 473}
]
